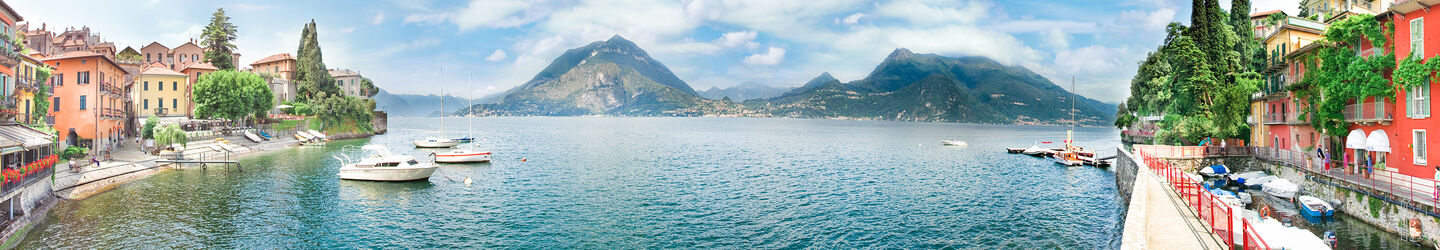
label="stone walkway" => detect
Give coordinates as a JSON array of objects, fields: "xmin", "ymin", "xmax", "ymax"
[
  {"xmin": 1122, "ymin": 162, "xmax": 1227, "ymax": 250},
  {"xmin": 51, "ymin": 134, "xmax": 300, "ymax": 199}
]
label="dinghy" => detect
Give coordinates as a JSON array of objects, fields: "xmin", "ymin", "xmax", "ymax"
[
  {"xmin": 1298, "ymin": 195, "xmax": 1335, "ymax": 220},
  {"xmin": 1262, "ymin": 179, "xmax": 1299, "ymax": 199},
  {"xmin": 1198, "ymin": 164, "xmax": 1229, "ymax": 176}
]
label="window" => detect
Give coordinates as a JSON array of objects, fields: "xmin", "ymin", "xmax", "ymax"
[
  {"xmin": 173, "ymin": 81, "xmax": 177, "ymax": 91},
  {"xmin": 79, "ymin": 95, "xmax": 86, "ymax": 110},
  {"xmin": 157, "ymin": 97, "xmax": 163, "ymax": 109},
  {"xmin": 143, "ymin": 99, "xmax": 148, "ymax": 109},
  {"xmin": 54, "ymin": 74, "xmax": 62, "ymax": 86},
  {"xmin": 52, "ymin": 97, "xmax": 58, "ymax": 111},
  {"xmin": 1410, "ymin": 85, "xmax": 1431, "ymax": 118},
  {"xmin": 1416, "ymin": 130, "xmax": 1428, "ymax": 165},
  {"xmin": 1413, "ymin": 17, "xmax": 1425, "ymax": 58},
  {"xmin": 172, "ymin": 99, "xmax": 177, "ymax": 109},
  {"xmin": 78, "ymin": 71, "xmax": 89, "ymax": 84},
  {"xmin": 144, "ymin": 81, "xmax": 149, "ymax": 90}
]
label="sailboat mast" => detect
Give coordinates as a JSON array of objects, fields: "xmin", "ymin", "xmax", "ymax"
[
  {"xmin": 468, "ymin": 73, "xmax": 474, "ymax": 137},
  {"xmin": 440, "ymin": 68, "xmax": 445, "ymax": 139}
]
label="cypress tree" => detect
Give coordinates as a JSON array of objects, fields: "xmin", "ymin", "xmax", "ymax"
[
  {"xmin": 295, "ymin": 20, "xmax": 337, "ymax": 102},
  {"xmin": 202, "ymin": 8, "xmax": 238, "ymax": 70}
]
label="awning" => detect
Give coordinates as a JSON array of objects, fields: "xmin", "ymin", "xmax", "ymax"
[
  {"xmin": 0, "ymin": 125, "xmax": 54, "ymax": 149},
  {"xmin": 1346, "ymin": 129, "xmax": 1367, "ymax": 149},
  {"xmin": 1367, "ymin": 130, "xmax": 1391, "ymax": 153}
]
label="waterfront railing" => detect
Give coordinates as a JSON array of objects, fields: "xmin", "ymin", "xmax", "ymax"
[
  {"xmin": 1135, "ymin": 147, "xmax": 1270, "ymax": 249},
  {"xmin": 1138, "ymin": 144, "xmax": 1440, "ymax": 210},
  {"xmin": 1134, "ymin": 147, "xmax": 1272, "ymax": 248}
]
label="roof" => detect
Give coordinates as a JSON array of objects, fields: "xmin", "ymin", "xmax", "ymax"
[
  {"xmin": 141, "ymin": 41, "xmax": 169, "ymax": 50},
  {"xmin": 251, "ymin": 53, "xmax": 295, "ymax": 65},
  {"xmin": 1392, "ymin": 0, "xmax": 1436, "ymax": 14},
  {"xmin": 178, "ymin": 61, "xmax": 219, "ymax": 71},
  {"xmin": 0, "ymin": 1, "xmax": 23, "ymax": 23},
  {"xmin": 0, "ymin": 125, "xmax": 53, "ymax": 149},
  {"xmin": 1251, "ymin": 10, "xmax": 1286, "ymax": 18},
  {"xmin": 141, "ymin": 66, "xmax": 186, "ymax": 76},
  {"xmin": 174, "ymin": 41, "xmax": 202, "ymax": 51},
  {"xmin": 44, "ymin": 51, "xmax": 130, "ymax": 73},
  {"xmin": 329, "ymin": 69, "xmax": 360, "ymax": 77}
]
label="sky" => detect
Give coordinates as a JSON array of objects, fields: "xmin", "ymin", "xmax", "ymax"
[{"xmin": 10, "ymin": 0, "xmax": 1303, "ymax": 103}]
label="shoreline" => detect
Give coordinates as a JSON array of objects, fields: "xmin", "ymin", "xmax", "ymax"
[{"xmin": 0, "ymin": 132, "xmax": 368, "ymax": 247}]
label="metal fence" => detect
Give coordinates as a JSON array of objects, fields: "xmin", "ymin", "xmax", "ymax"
[{"xmin": 1135, "ymin": 148, "xmax": 1270, "ymax": 249}]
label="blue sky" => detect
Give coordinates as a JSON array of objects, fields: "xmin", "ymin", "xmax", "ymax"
[{"xmin": 11, "ymin": 0, "xmax": 1302, "ymax": 103}]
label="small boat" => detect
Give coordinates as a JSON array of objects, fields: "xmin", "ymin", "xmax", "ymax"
[
  {"xmin": 1210, "ymin": 188, "xmax": 1245, "ymax": 207},
  {"xmin": 434, "ymin": 149, "xmax": 492, "ymax": 163},
  {"xmin": 451, "ymin": 136, "xmax": 475, "ymax": 143},
  {"xmin": 1262, "ymin": 179, "xmax": 1299, "ymax": 199},
  {"xmin": 1005, "ymin": 148, "xmax": 1026, "ymax": 154},
  {"xmin": 1053, "ymin": 151, "xmax": 1084, "ymax": 166},
  {"xmin": 337, "ymin": 145, "xmax": 438, "ymax": 181},
  {"xmin": 1240, "ymin": 176, "xmax": 1278, "ymax": 188},
  {"xmin": 308, "ymin": 129, "xmax": 329, "ymax": 141},
  {"xmin": 1298, "ymin": 195, "xmax": 1335, "ymax": 220},
  {"xmin": 941, "ymin": 140, "xmax": 967, "ymax": 146},
  {"xmin": 258, "ymin": 131, "xmax": 274, "ymax": 140},
  {"xmin": 413, "ymin": 137, "xmax": 460, "ymax": 148},
  {"xmin": 243, "ymin": 131, "xmax": 264, "ymax": 143},
  {"xmin": 1198, "ymin": 164, "xmax": 1229, "ymax": 176},
  {"xmin": 296, "ymin": 131, "xmax": 315, "ymax": 141},
  {"xmin": 1021, "ymin": 145, "xmax": 1048, "ymax": 156}
]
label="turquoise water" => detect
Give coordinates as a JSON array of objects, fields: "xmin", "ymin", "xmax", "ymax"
[{"xmin": 18, "ymin": 117, "xmax": 1124, "ymax": 248}]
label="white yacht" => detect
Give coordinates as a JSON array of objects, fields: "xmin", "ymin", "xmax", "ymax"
[
  {"xmin": 413, "ymin": 137, "xmax": 460, "ymax": 148},
  {"xmin": 434, "ymin": 148, "xmax": 492, "ymax": 163},
  {"xmin": 337, "ymin": 145, "xmax": 439, "ymax": 181}
]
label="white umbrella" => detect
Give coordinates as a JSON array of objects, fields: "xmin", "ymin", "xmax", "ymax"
[
  {"xmin": 1345, "ymin": 129, "xmax": 1367, "ymax": 149},
  {"xmin": 1367, "ymin": 129, "xmax": 1390, "ymax": 153}
]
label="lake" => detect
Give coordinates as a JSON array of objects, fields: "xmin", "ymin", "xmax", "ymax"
[{"xmin": 17, "ymin": 117, "xmax": 1125, "ymax": 248}]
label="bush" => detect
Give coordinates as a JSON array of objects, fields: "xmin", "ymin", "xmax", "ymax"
[
  {"xmin": 141, "ymin": 116, "xmax": 159, "ymax": 139},
  {"xmin": 60, "ymin": 146, "xmax": 88, "ymax": 160}
]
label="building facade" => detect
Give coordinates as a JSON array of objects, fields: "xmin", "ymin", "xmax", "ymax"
[
  {"xmin": 42, "ymin": 51, "xmax": 128, "ymax": 149},
  {"xmin": 133, "ymin": 63, "xmax": 187, "ymax": 118},
  {"xmin": 250, "ymin": 53, "xmax": 296, "ymax": 80},
  {"xmin": 1251, "ymin": 16, "xmax": 1328, "ymax": 152},
  {"xmin": 177, "ymin": 61, "xmax": 217, "ymax": 116},
  {"xmin": 329, "ymin": 69, "xmax": 369, "ymax": 99}
]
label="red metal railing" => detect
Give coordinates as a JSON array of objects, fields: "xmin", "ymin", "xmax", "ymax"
[{"xmin": 1135, "ymin": 147, "xmax": 1270, "ymax": 249}]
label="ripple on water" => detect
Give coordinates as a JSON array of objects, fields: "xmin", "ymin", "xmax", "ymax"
[{"xmin": 18, "ymin": 117, "xmax": 1124, "ymax": 249}]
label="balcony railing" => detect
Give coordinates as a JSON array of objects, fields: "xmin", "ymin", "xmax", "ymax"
[
  {"xmin": 1285, "ymin": 112, "xmax": 1309, "ymax": 125},
  {"xmin": 1263, "ymin": 113, "xmax": 1286, "ymax": 125},
  {"xmin": 0, "ymin": 34, "xmax": 20, "ymax": 68},
  {"xmin": 1343, "ymin": 100, "xmax": 1394, "ymax": 124},
  {"xmin": 13, "ymin": 77, "xmax": 35, "ymax": 93}
]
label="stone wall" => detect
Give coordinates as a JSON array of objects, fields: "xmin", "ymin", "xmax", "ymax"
[{"xmin": 1115, "ymin": 146, "xmax": 1139, "ymax": 205}]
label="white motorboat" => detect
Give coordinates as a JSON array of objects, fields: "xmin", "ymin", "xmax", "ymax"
[
  {"xmin": 941, "ymin": 140, "xmax": 967, "ymax": 146},
  {"xmin": 1298, "ymin": 195, "xmax": 1335, "ymax": 219},
  {"xmin": 1262, "ymin": 179, "xmax": 1299, "ymax": 199},
  {"xmin": 1053, "ymin": 151, "xmax": 1084, "ymax": 166},
  {"xmin": 1022, "ymin": 145, "xmax": 1048, "ymax": 156},
  {"xmin": 1198, "ymin": 164, "xmax": 1229, "ymax": 176},
  {"xmin": 337, "ymin": 145, "xmax": 438, "ymax": 181},
  {"xmin": 413, "ymin": 137, "xmax": 460, "ymax": 148},
  {"xmin": 434, "ymin": 149, "xmax": 492, "ymax": 163}
]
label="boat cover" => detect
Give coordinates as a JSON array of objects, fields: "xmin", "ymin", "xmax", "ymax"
[{"xmin": 1199, "ymin": 165, "xmax": 1229, "ymax": 175}]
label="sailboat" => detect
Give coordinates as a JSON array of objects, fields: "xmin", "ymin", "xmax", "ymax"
[
  {"xmin": 451, "ymin": 88, "xmax": 475, "ymax": 143},
  {"xmin": 434, "ymin": 73, "xmax": 492, "ymax": 163},
  {"xmin": 1053, "ymin": 76, "xmax": 1092, "ymax": 166},
  {"xmin": 414, "ymin": 68, "xmax": 460, "ymax": 148}
]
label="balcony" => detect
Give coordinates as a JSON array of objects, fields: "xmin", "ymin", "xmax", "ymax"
[
  {"xmin": 1284, "ymin": 112, "xmax": 1309, "ymax": 125},
  {"xmin": 1263, "ymin": 113, "xmax": 1286, "ymax": 125},
  {"xmin": 99, "ymin": 83, "xmax": 125, "ymax": 98},
  {"xmin": 0, "ymin": 34, "xmax": 20, "ymax": 68},
  {"xmin": 1344, "ymin": 101, "xmax": 1394, "ymax": 124},
  {"xmin": 100, "ymin": 108, "xmax": 125, "ymax": 120},
  {"xmin": 14, "ymin": 77, "xmax": 35, "ymax": 93}
]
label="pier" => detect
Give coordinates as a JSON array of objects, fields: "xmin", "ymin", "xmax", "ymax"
[{"xmin": 1115, "ymin": 146, "xmax": 1268, "ymax": 249}]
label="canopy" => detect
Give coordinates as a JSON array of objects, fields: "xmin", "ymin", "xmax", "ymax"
[
  {"xmin": 1346, "ymin": 129, "xmax": 1368, "ymax": 149},
  {"xmin": 1367, "ymin": 129, "xmax": 1391, "ymax": 153},
  {"xmin": 276, "ymin": 105, "xmax": 294, "ymax": 109}
]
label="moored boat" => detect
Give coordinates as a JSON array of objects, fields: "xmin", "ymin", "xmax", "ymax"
[
  {"xmin": 1262, "ymin": 179, "xmax": 1299, "ymax": 199},
  {"xmin": 1053, "ymin": 151, "xmax": 1084, "ymax": 166},
  {"xmin": 1021, "ymin": 145, "xmax": 1048, "ymax": 156},
  {"xmin": 1198, "ymin": 164, "xmax": 1229, "ymax": 176},
  {"xmin": 1298, "ymin": 195, "xmax": 1335, "ymax": 220},
  {"xmin": 413, "ymin": 137, "xmax": 460, "ymax": 148},
  {"xmin": 941, "ymin": 140, "xmax": 967, "ymax": 146},
  {"xmin": 434, "ymin": 149, "xmax": 492, "ymax": 163},
  {"xmin": 337, "ymin": 145, "xmax": 439, "ymax": 181}
]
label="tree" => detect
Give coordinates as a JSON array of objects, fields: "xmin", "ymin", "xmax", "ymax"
[
  {"xmin": 141, "ymin": 116, "xmax": 159, "ymax": 139},
  {"xmin": 1294, "ymin": 14, "xmax": 1394, "ymax": 138},
  {"xmin": 192, "ymin": 70, "xmax": 274, "ymax": 122},
  {"xmin": 311, "ymin": 95, "xmax": 375, "ymax": 133},
  {"xmin": 1114, "ymin": 101, "xmax": 1137, "ymax": 128},
  {"xmin": 295, "ymin": 20, "xmax": 337, "ymax": 102},
  {"xmin": 1230, "ymin": 0, "xmax": 1257, "ymax": 71},
  {"xmin": 360, "ymin": 77, "xmax": 379, "ymax": 97},
  {"xmin": 154, "ymin": 124, "xmax": 188, "ymax": 150},
  {"xmin": 201, "ymin": 8, "xmax": 239, "ymax": 70},
  {"xmin": 30, "ymin": 67, "xmax": 51, "ymax": 125}
]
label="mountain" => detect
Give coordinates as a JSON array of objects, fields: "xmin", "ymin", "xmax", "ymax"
[
  {"xmin": 748, "ymin": 49, "xmax": 1113, "ymax": 125},
  {"xmin": 374, "ymin": 89, "xmax": 475, "ymax": 117},
  {"xmin": 469, "ymin": 35, "xmax": 727, "ymax": 116},
  {"xmin": 699, "ymin": 82, "xmax": 791, "ymax": 101}
]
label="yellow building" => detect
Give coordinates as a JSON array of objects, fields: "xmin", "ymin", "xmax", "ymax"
[
  {"xmin": 133, "ymin": 63, "xmax": 188, "ymax": 118},
  {"xmin": 14, "ymin": 54, "xmax": 51, "ymax": 124}
]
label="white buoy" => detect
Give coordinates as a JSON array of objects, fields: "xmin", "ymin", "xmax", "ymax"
[{"xmin": 463, "ymin": 176, "xmax": 473, "ymax": 185}]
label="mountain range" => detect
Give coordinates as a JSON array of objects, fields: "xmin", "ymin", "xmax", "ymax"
[
  {"xmin": 373, "ymin": 90, "xmax": 475, "ymax": 117},
  {"xmin": 462, "ymin": 35, "xmax": 1114, "ymax": 126}
]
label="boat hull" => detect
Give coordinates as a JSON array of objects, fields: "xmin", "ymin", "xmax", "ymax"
[
  {"xmin": 338, "ymin": 165, "xmax": 439, "ymax": 181},
  {"xmin": 413, "ymin": 141, "xmax": 460, "ymax": 148},
  {"xmin": 435, "ymin": 152, "xmax": 492, "ymax": 163}
]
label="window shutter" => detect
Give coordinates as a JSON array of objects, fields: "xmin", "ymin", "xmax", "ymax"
[
  {"xmin": 1410, "ymin": 87, "xmax": 1416, "ymax": 118},
  {"xmin": 1426, "ymin": 85, "xmax": 1433, "ymax": 117}
]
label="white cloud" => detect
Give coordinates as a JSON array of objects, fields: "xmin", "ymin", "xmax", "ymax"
[
  {"xmin": 337, "ymin": 27, "xmax": 357, "ymax": 35},
  {"xmin": 874, "ymin": 0, "xmax": 989, "ymax": 25},
  {"xmin": 403, "ymin": 0, "xmax": 550, "ymax": 30},
  {"xmin": 1043, "ymin": 27, "xmax": 1068, "ymax": 49},
  {"xmin": 715, "ymin": 31, "xmax": 757, "ymax": 48},
  {"xmin": 232, "ymin": 3, "xmax": 272, "ymax": 11},
  {"xmin": 1118, "ymin": 8, "xmax": 1176, "ymax": 31},
  {"xmin": 839, "ymin": 13, "xmax": 864, "ymax": 25},
  {"xmin": 372, "ymin": 11, "xmax": 386, "ymax": 25},
  {"xmin": 744, "ymin": 47, "xmax": 786, "ymax": 66},
  {"xmin": 831, "ymin": 25, "xmax": 1043, "ymax": 66},
  {"xmin": 486, "ymin": 49, "xmax": 508, "ymax": 61}
]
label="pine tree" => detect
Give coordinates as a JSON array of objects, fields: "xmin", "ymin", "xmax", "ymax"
[
  {"xmin": 295, "ymin": 20, "xmax": 337, "ymax": 102},
  {"xmin": 201, "ymin": 8, "xmax": 238, "ymax": 70}
]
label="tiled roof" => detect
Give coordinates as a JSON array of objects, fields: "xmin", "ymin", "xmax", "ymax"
[
  {"xmin": 251, "ymin": 53, "xmax": 295, "ymax": 65},
  {"xmin": 179, "ymin": 61, "xmax": 219, "ymax": 71},
  {"xmin": 1251, "ymin": 10, "xmax": 1285, "ymax": 18},
  {"xmin": 141, "ymin": 66, "xmax": 186, "ymax": 76},
  {"xmin": 328, "ymin": 69, "xmax": 360, "ymax": 77}
]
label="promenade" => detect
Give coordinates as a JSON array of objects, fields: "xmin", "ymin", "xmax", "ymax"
[{"xmin": 1120, "ymin": 148, "xmax": 1227, "ymax": 249}]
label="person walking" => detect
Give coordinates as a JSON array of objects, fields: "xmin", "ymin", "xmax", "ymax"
[{"xmin": 1434, "ymin": 166, "xmax": 1440, "ymax": 200}]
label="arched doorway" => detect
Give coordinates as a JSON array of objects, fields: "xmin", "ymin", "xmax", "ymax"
[{"xmin": 66, "ymin": 128, "xmax": 78, "ymax": 147}]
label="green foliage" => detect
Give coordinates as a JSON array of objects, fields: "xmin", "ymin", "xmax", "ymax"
[
  {"xmin": 360, "ymin": 77, "xmax": 379, "ymax": 97},
  {"xmin": 1114, "ymin": 101, "xmax": 1137, "ymax": 128},
  {"xmin": 295, "ymin": 20, "xmax": 338, "ymax": 102},
  {"xmin": 30, "ymin": 67, "xmax": 51, "ymax": 125},
  {"xmin": 281, "ymin": 101, "xmax": 314, "ymax": 115},
  {"xmin": 1367, "ymin": 195, "xmax": 1383, "ymax": 218},
  {"xmin": 310, "ymin": 95, "xmax": 375, "ymax": 133},
  {"xmin": 201, "ymin": 8, "xmax": 238, "ymax": 70},
  {"xmin": 1293, "ymin": 14, "xmax": 1396, "ymax": 138},
  {"xmin": 154, "ymin": 124, "xmax": 188, "ymax": 150},
  {"xmin": 141, "ymin": 116, "xmax": 158, "ymax": 139},
  {"xmin": 192, "ymin": 70, "xmax": 275, "ymax": 121},
  {"xmin": 60, "ymin": 146, "xmax": 87, "ymax": 160},
  {"xmin": 1127, "ymin": 0, "xmax": 1257, "ymax": 145}
]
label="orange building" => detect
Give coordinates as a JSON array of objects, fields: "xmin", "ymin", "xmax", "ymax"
[{"xmin": 42, "ymin": 51, "xmax": 129, "ymax": 149}]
